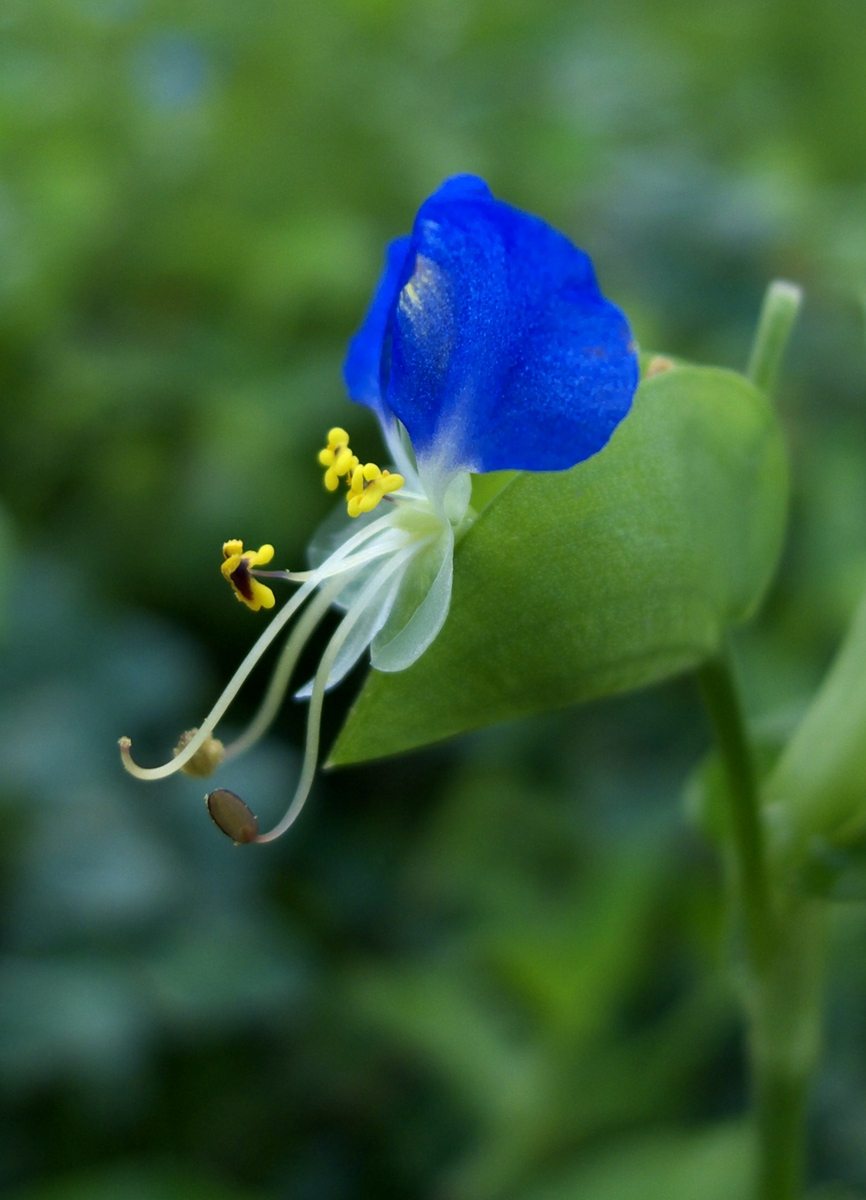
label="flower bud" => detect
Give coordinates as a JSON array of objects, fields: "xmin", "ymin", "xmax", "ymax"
[
  {"xmin": 206, "ymin": 789, "xmax": 259, "ymax": 844},
  {"xmin": 174, "ymin": 729, "xmax": 225, "ymax": 777}
]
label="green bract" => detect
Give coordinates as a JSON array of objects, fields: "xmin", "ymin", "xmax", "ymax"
[
  {"xmin": 330, "ymin": 364, "xmax": 788, "ymax": 765},
  {"xmin": 765, "ymin": 589, "xmax": 866, "ymax": 859}
]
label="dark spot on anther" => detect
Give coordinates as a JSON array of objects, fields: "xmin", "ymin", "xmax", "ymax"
[{"xmin": 230, "ymin": 559, "xmax": 254, "ymax": 601}]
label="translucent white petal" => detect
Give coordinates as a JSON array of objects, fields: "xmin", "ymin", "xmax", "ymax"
[
  {"xmin": 299, "ymin": 459, "xmax": 468, "ymax": 692},
  {"xmin": 370, "ymin": 526, "xmax": 454, "ymax": 673},
  {"xmin": 306, "ymin": 505, "xmax": 396, "ymax": 573},
  {"xmin": 294, "ymin": 554, "xmax": 409, "ymax": 699},
  {"xmin": 443, "ymin": 471, "xmax": 472, "ymax": 524},
  {"xmin": 307, "ymin": 511, "xmax": 410, "ymax": 611},
  {"xmin": 256, "ymin": 545, "xmax": 417, "ymax": 844},
  {"xmin": 381, "ymin": 415, "xmax": 423, "ymax": 489}
]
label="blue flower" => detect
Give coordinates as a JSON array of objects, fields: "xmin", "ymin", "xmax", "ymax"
[
  {"xmin": 345, "ymin": 173, "xmax": 637, "ymax": 476},
  {"xmin": 120, "ymin": 176, "xmax": 638, "ymax": 844}
]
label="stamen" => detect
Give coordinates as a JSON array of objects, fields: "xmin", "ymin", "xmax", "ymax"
[
  {"xmin": 253, "ymin": 544, "xmax": 417, "ymax": 843},
  {"xmin": 222, "ymin": 578, "xmax": 342, "ymax": 760},
  {"xmin": 317, "ymin": 426, "xmax": 405, "ymax": 517},
  {"xmin": 119, "ymin": 512, "xmax": 401, "ymax": 780},
  {"xmin": 207, "ymin": 789, "xmax": 259, "ymax": 844},
  {"xmin": 280, "ymin": 526, "xmax": 409, "ymax": 583},
  {"xmin": 174, "ymin": 729, "xmax": 225, "ymax": 777},
  {"xmin": 222, "ymin": 542, "xmax": 277, "ymax": 611},
  {"xmin": 318, "ymin": 427, "xmax": 359, "ymax": 491},
  {"xmin": 347, "ymin": 464, "xmax": 405, "ymax": 518},
  {"xmin": 119, "ymin": 576, "xmax": 318, "ymax": 780}
]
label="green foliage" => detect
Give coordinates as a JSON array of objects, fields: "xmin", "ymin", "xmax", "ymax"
[
  {"xmin": 9, "ymin": 1164, "xmax": 265, "ymax": 1200},
  {"xmin": 517, "ymin": 1123, "xmax": 754, "ymax": 1200},
  {"xmin": 765, "ymin": 589, "xmax": 866, "ymax": 856},
  {"xmin": 342, "ymin": 745, "xmax": 733, "ymax": 1199},
  {"xmin": 332, "ymin": 365, "xmax": 788, "ymax": 763}
]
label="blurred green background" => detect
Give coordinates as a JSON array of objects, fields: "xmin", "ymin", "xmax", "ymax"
[{"xmin": 2, "ymin": 1, "xmax": 866, "ymax": 1197}]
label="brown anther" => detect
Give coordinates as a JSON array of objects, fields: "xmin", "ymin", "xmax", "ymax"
[{"xmin": 206, "ymin": 789, "xmax": 259, "ymax": 844}]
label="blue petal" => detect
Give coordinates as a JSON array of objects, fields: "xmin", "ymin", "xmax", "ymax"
[
  {"xmin": 344, "ymin": 175, "xmax": 638, "ymax": 475},
  {"xmin": 343, "ymin": 235, "xmax": 411, "ymax": 424}
]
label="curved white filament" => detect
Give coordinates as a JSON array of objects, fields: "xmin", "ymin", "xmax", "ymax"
[
  {"xmin": 120, "ymin": 512, "xmax": 401, "ymax": 780},
  {"xmin": 222, "ymin": 577, "xmax": 343, "ymax": 761},
  {"xmin": 253, "ymin": 545, "xmax": 417, "ymax": 843},
  {"xmin": 282, "ymin": 525, "xmax": 409, "ymax": 583},
  {"xmin": 295, "ymin": 536, "xmax": 435, "ymax": 699}
]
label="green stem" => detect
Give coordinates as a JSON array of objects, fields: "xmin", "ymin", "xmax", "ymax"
[
  {"xmin": 753, "ymin": 1032, "xmax": 810, "ymax": 1200},
  {"xmin": 697, "ymin": 653, "xmax": 772, "ymax": 971},
  {"xmin": 748, "ymin": 898, "xmax": 825, "ymax": 1200},
  {"xmin": 747, "ymin": 281, "xmax": 803, "ymax": 397},
  {"xmin": 697, "ymin": 653, "xmax": 823, "ymax": 1200}
]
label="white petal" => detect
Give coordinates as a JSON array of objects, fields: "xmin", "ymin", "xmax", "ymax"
[
  {"xmin": 443, "ymin": 471, "xmax": 472, "ymax": 524},
  {"xmin": 306, "ymin": 505, "xmax": 390, "ymax": 572},
  {"xmin": 307, "ymin": 511, "xmax": 408, "ymax": 611},
  {"xmin": 294, "ymin": 558, "xmax": 406, "ymax": 699},
  {"xmin": 370, "ymin": 527, "xmax": 454, "ymax": 673}
]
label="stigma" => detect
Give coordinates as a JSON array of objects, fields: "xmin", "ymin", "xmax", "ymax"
[{"xmin": 318, "ymin": 427, "xmax": 404, "ymax": 517}]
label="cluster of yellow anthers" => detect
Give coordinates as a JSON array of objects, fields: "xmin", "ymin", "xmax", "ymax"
[
  {"xmin": 318, "ymin": 427, "xmax": 405, "ymax": 518},
  {"xmin": 221, "ymin": 540, "xmax": 277, "ymax": 612}
]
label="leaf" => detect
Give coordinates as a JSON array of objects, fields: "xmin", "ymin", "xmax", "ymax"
[
  {"xmin": 330, "ymin": 365, "xmax": 788, "ymax": 765},
  {"xmin": 514, "ymin": 1122, "xmax": 754, "ymax": 1200},
  {"xmin": 764, "ymin": 586, "xmax": 866, "ymax": 857}
]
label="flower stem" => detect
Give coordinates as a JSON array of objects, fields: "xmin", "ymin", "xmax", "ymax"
[
  {"xmin": 697, "ymin": 653, "xmax": 772, "ymax": 971},
  {"xmin": 748, "ymin": 897, "xmax": 825, "ymax": 1200},
  {"xmin": 697, "ymin": 652, "xmax": 824, "ymax": 1200},
  {"xmin": 755, "ymin": 1073, "xmax": 807, "ymax": 1200}
]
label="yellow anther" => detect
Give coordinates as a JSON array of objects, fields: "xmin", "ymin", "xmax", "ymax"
[
  {"xmin": 334, "ymin": 446, "xmax": 355, "ymax": 474},
  {"xmin": 346, "ymin": 468, "xmax": 404, "ymax": 517},
  {"xmin": 221, "ymin": 540, "xmax": 277, "ymax": 612},
  {"xmin": 319, "ymin": 429, "xmax": 404, "ymax": 516},
  {"xmin": 349, "ymin": 464, "xmax": 365, "ymax": 496},
  {"xmin": 319, "ymin": 428, "xmax": 359, "ymax": 492}
]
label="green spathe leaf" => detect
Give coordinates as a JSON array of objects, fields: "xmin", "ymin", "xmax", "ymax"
[{"xmin": 330, "ymin": 365, "xmax": 788, "ymax": 765}]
